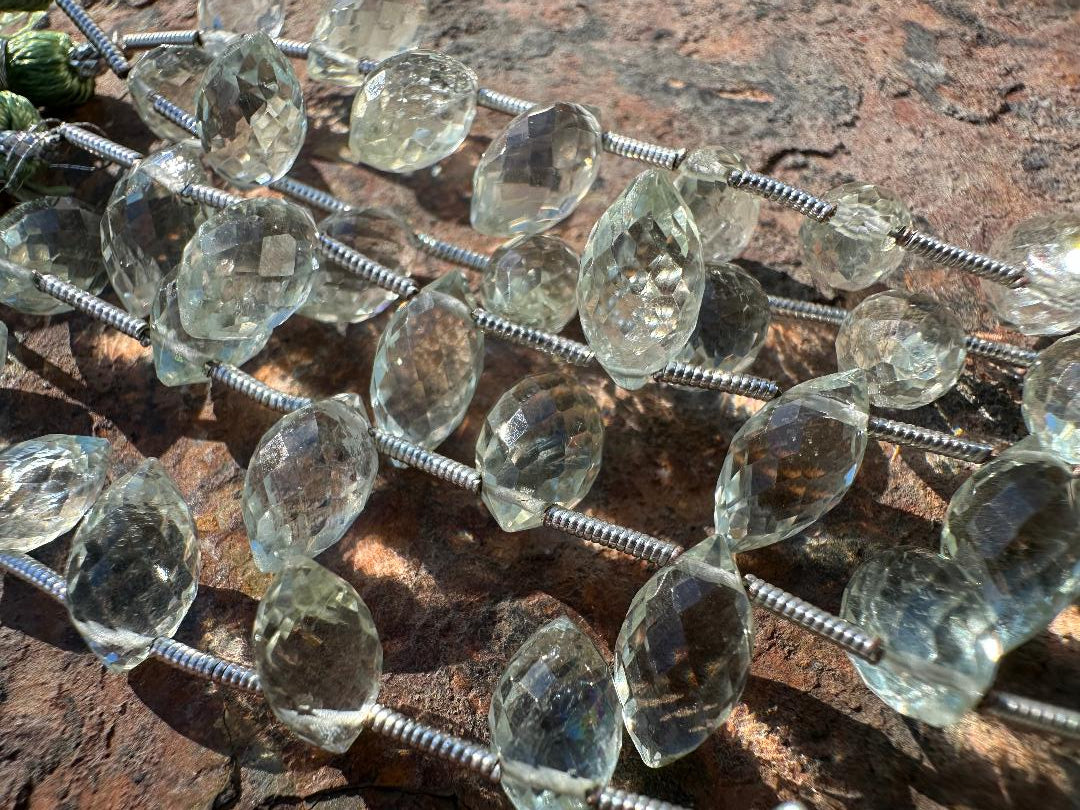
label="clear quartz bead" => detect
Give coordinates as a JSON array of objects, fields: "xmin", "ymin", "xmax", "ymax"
[
  {"xmin": 480, "ymin": 234, "xmax": 580, "ymax": 332},
  {"xmin": 348, "ymin": 49, "xmax": 477, "ymax": 173},
  {"xmin": 0, "ymin": 434, "xmax": 111, "ymax": 553},
  {"xmin": 677, "ymin": 263, "xmax": 770, "ymax": 374},
  {"xmin": 308, "ymin": 0, "xmax": 426, "ymax": 85},
  {"xmin": 673, "ymin": 147, "xmax": 761, "ymax": 262},
  {"xmin": 128, "ymin": 46, "xmax": 215, "ymax": 142},
  {"xmin": 841, "ymin": 546, "xmax": 1002, "ymax": 727},
  {"xmin": 471, "ymin": 102, "xmax": 603, "ymax": 238},
  {"xmin": 835, "ymin": 290, "xmax": 967, "ymax": 410},
  {"xmin": 253, "ymin": 558, "xmax": 383, "ymax": 753},
  {"xmin": 1023, "ymin": 334, "xmax": 1080, "ymax": 463},
  {"xmin": 614, "ymin": 538, "xmax": 753, "ymax": 768},
  {"xmin": 65, "ymin": 459, "xmax": 201, "ymax": 672},
  {"xmin": 715, "ymin": 370, "xmax": 870, "ymax": 553},
  {"xmin": 197, "ymin": 0, "xmax": 285, "ymax": 38},
  {"xmin": 578, "ymin": 169, "xmax": 706, "ymax": 390},
  {"xmin": 475, "ymin": 373, "xmax": 604, "ymax": 532},
  {"xmin": 489, "ymin": 617, "xmax": 622, "ymax": 809}
]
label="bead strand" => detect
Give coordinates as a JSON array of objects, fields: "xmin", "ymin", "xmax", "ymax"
[{"xmin": 54, "ymin": 0, "xmax": 132, "ymax": 78}]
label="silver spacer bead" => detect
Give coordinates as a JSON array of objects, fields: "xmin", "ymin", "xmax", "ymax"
[
  {"xmin": 866, "ymin": 416, "xmax": 994, "ymax": 463},
  {"xmin": 475, "ymin": 87, "xmax": 535, "ymax": 116},
  {"xmin": 588, "ymin": 787, "xmax": 692, "ymax": 810},
  {"xmin": 317, "ymin": 233, "xmax": 419, "ymax": 298},
  {"xmin": 964, "ymin": 335, "xmax": 1038, "ymax": 367},
  {"xmin": 727, "ymin": 169, "xmax": 836, "ymax": 222},
  {"xmin": 271, "ymin": 38, "xmax": 310, "ymax": 59},
  {"xmin": 542, "ymin": 506, "xmax": 684, "ymax": 567},
  {"xmin": 179, "ymin": 182, "xmax": 243, "ymax": 210},
  {"xmin": 471, "ymin": 308, "xmax": 595, "ymax": 366},
  {"xmin": 655, "ymin": 361, "xmax": 781, "ymax": 401},
  {"xmin": 149, "ymin": 92, "xmax": 200, "ymax": 137},
  {"xmin": 980, "ymin": 690, "xmax": 1080, "ymax": 741},
  {"xmin": 269, "ymin": 176, "xmax": 353, "ymax": 214},
  {"xmin": 370, "ymin": 428, "xmax": 482, "ymax": 494},
  {"xmin": 58, "ymin": 123, "xmax": 142, "ymax": 169},
  {"xmin": 415, "ymin": 232, "xmax": 491, "ymax": 272},
  {"xmin": 33, "ymin": 273, "xmax": 151, "ymax": 346},
  {"xmin": 0, "ymin": 551, "xmax": 68, "ymax": 601},
  {"xmin": 767, "ymin": 294, "xmax": 846, "ymax": 327},
  {"xmin": 119, "ymin": 30, "xmax": 201, "ymax": 50},
  {"xmin": 601, "ymin": 131, "xmax": 685, "ymax": 170},
  {"xmin": 149, "ymin": 637, "xmax": 262, "ymax": 693},
  {"xmin": 205, "ymin": 362, "xmax": 312, "ymax": 413},
  {"xmin": 53, "ymin": 0, "xmax": 131, "ymax": 78},
  {"xmin": 891, "ymin": 226, "xmax": 1028, "ymax": 289}
]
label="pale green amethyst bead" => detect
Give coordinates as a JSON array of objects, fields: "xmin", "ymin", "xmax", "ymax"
[
  {"xmin": 578, "ymin": 169, "xmax": 706, "ymax": 390},
  {"xmin": 308, "ymin": 0, "xmax": 426, "ymax": 86},
  {"xmin": 481, "ymin": 234, "xmax": 580, "ymax": 332},
  {"xmin": 253, "ymin": 558, "xmax": 383, "ymax": 753},
  {"xmin": 1023, "ymin": 333, "xmax": 1080, "ymax": 463},
  {"xmin": 128, "ymin": 46, "xmax": 215, "ymax": 142},
  {"xmin": 66, "ymin": 459, "xmax": 200, "ymax": 672},
  {"xmin": 673, "ymin": 147, "xmax": 761, "ymax": 263},
  {"xmin": 677, "ymin": 262, "xmax": 771, "ymax": 374},
  {"xmin": 489, "ymin": 617, "xmax": 622, "ymax": 810},
  {"xmin": 0, "ymin": 434, "xmax": 111, "ymax": 553},
  {"xmin": 841, "ymin": 546, "xmax": 1002, "ymax": 727}
]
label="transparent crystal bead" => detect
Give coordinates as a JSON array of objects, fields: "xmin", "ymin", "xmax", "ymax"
[
  {"xmin": 715, "ymin": 370, "xmax": 870, "ymax": 553},
  {"xmin": 489, "ymin": 617, "xmax": 622, "ymax": 809},
  {"xmin": 673, "ymin": 147, "xmax": 761, "ymax": 262},
  {"xmin": 1023, "ymin": 334, "xmax": 1080, "ymax": 463},
  {"xmin": 678, "ymin": 263, "xmax": 770, "ymax": 374},
  {"xmin": 197, "ymin": 0, "xmax": 285, "ymax": 38},
  {"xmin": 243, "ymin": 395, "xmax": 379, "ymax": 572},
  {"xmin": 578, "ymin": 169, "xmax": 706, "ymax": 390},
  {"xmin": 614, "ymin": 539, "xmax": 753, "ymax": 768},
  {"xmin": 308, "ymin": 0, "xmax": 426, "ymax": 86},
  {"xmin": 300, "ymin": 208, "xmax": 419, "ymax": 324},
  {"xmin": 471, "ymin": 102, "xmax": 603, "ymax": 237},
  {"xmin": 0, "ymin": 434, "xmax": 110, "ymax": 553},
  {"xmin": 0, "ymin": 197, "xmax": 105, "ymax": 315},
  {"xmin": 476, "ymin": 373, "xmax": 603, "ymax": 532},
  {"xmin": 481, "ymin": 234, "xmax": 580, "ymax": 332},
  {"xmin": 254, "ymin": 558, "xmax": 382, "ymax": 752},
  {"xmin": 798, "ymin": 182, "xmax": 911, "ymax": 292},
  {"xmin": 835, "ymin": 290, "xmax": 967, "ymax": 410},
  {"xmin": 841, "ymin": 547, "xmax": 1001, "ymax": 727},
  {"xmin": 981, "ymin": 214, "xmax": 1080, "ymax": 336},
  {"xmin": 177, "ymin": 197, "xmax": 319, "ymax": 340},
  {"xmin": 348, "ymin": 49, "xmax": 477, "ymax": 173},
  {"xmin": 101, "ymin": 143, "xmax": 209, "ymax": 317},
  {"xmin": 65, "ymin": 459, "xmax": 200, "ymax": 672},
  {"xmin": 196, "ymin": 32, "xmax": 307, "ymax": 187},
  {"xmin": 128, "ymin": 46, "xmax": 215, "ymax": 142}
]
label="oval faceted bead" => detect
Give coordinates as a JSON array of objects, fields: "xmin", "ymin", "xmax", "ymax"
[
  {"xmin": 471, "ymin": 102, "xmax": 603, "ymax": 237},
  {"xmin": 798, "ymin": 182, "xmax": 911, "ymax": 291},
  {"xmin": 841, "ymin": 547, "xmax": 1001, "ymax": 727},
  {"xmin": 66, "ymin": 459, "xmax": 200, "ymax": 672},
  {"xmin": 128, "ymin": 46, "xmax": 215, "ymax": 142},
  {"xmin": 835, "ymin": 290, "xmax": 967, "ymax": 410},
  {"xmin": 489, "ymin": 617, "xmax": 622, "ymax": 809},
  {"xmin": 0, "ymin": 435, "xmax": 111, "ymax": 553},
  {"xmin": 308, "ymin": 0, "xmax": 425, "ymax": 86},
  {"xmin": 1023, "ymin": 333, "xmax": 1080, "ymax": 463},
  {"xmin": 253, "ymin": 558, "xmax": 382, "ymax": 753},
  {"xmin": 481, "ymin": 234, "xmax": 580, "ymax": 332},
  {"xmin": 177, "ymin": 197, "xmax": 319, "ymax": 340},
  {"xmin": 196, "ymin": 32, "xmax": 307, "ymax": 187},
  {"xmin": 614, "ymin": 539, "xmax": 752, "ymax": 768},
  {"xmin": 673, "ymin": 147, "xmax": 761, "ymax": 263},
  {"xmin": 348, "ymin": 50, "xmax": 478, "ymax": 173},
  {"xmin": 678, "ymin": 263, "xmax": 770, "ymax": 374},
  {"xmin": 476, "ymin": 373, "xmax": 604, "ymax": 532},
  {"xmin": 715, "ymin": 370, "xmax": 870, "ymax": 553},
  {"xmin": 578, "ymin": 169, "xmax": 706, "ymax": 390}
]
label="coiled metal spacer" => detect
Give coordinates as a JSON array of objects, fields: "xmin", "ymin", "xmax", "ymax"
[
  {"xmin": 205, "ymin": 362, "xmax": 312, "ymax": 413},
  {"xmin": 54, "ymin": 0, "xmax": 131, "ymax": 78},
  {"xmin": 149, "ymin": 93, "xmax": 200, "ymax": 137},
  {"xmin": 371, "ymin": 429, "xmax": 482, "ymax": 494},
  {"xmin": 891, "ymin": 226, "xmax": 1028, "ymax": 289},
  {"xmin": 317, "ymin": 233, "xmax": 419, "ymax": 298},
  {"xmin": 270, "ymin": 176, "xmax": 353, "ymax": 214},
  {"xmin": 178, "ymin": 182, "xmax": 244, "ymax": 210},
  {"xmin": 475, "ymin": 87, "xmax": 535, "ymax": 116},
  {"xmin": 472, "ymin": 308, "xmax": 596, "ymax": 366},
  {"xmin": 58, "ymin": 123, "xmax": 142, "ymax": 169},
  {"xmin": 119, "ymin": 30, "xmax": 201, "ymax": 50},
  {"xmin": 728, "ymin": 169, "xmax": 836, "ymax": 221},
  {"xmin": 588, "ymin": 787, "xmax": 692, "ymax": 810},
  {"xmin": 963, "ymin": 335, "xmax": 1037, "ymax": 367},
  {"xmin": 980, "ymin": 690, "xmax": 1080, "ymax": 740},
  {"xmin": 33, "ymin": 273, "xmax": 151, "ymax": 346},
  {"xmin": 415, "ymin": 232, "xmax": 491, "ymax": 272},
  {"xmin": 655, "ymin": 361, "xmax": 781, "ymax": 401},
  {"xmin": 149, "ymin": 637, "xmax": 262, "ymax": 693},
  {"xmin": 543, "ymin": 506, "xmax": 684, "ymax": 566},
  {"xmin": 867, "ymin": 416, "xmax": 994, "ymax": 463},
  {"xmin": 271, "ymin": 38, "xmax": 310, "ymax": 59},
  {"xmin": 601, "ymin": 131, "xmax": 685, "ymax": 170},
  {"xmin": 767, "ymin": 294, "xmax": 847, "ymax": 327},
  {"xmin": 0, "ymin": 551, "xmax": 68, "ymax": 600}
]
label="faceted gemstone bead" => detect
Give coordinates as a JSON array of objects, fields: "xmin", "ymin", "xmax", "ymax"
[
  {"xmin": 0, "ymin": 197, "xmax": 105, "ymax": 315},
  {"xmin": 798, "ymin": 182, "xmax": 912, "ymax": 292},
  {"xmin": 715, "ymin": 370, "xmax": 870, "ymax": 553},
  {"xmin": 673, "ymin": 147, "xmax": 761, "ymax": 262},
  {"xmin": 489, "ymin": 617, "xmax": 622, "ymax": 809},
  {"xmin": 308, "ymin": 0, "xmax": 426, "ymax": 85},
  {"xmin": 300, "ymin": 208, "xmax": 420, "ymax": 324},
  {"xmin": 941, "ymin": 439, "xmax": 1080, "ymax": 651},
  {"xmin": 981, "ymin": 214, "xmax": 1080, "ymax": 335},
  {"xmin": 253, "ymin": 558, "xmax": 383, "ymax": 752},
  {"xmin": 243, "ymin": 395, "xmax": 379, "ymax": 573},
  {"xmin": 66, "ymin": 459, "xmax": 200, "ymax": 672},
  {"xmin": 427, "ymin": 269, "xmax": 476, "ymax": 308},
  {"xmin": 475, "ymin": 373, "xmax": 604, "ymax": 532},
  {"xmin": 480, "ymin": 234, "xmax": 580, "ymax": 332},
  {"xmin": 472, "ymin": 103, "xmax": 603, "ymax": 237},
  {"xmin": 1023, "ymin": 334, "xmax": 1080, "ymax": 463},
  {"xmin": 841, "ymin": 547, "xmax": 1002, "ymax": 727},
  {"xmin": 0, "ymin": 435, "xmax": 111, "ymax": 553},
  {"xmin": 196, "ymin": 32, "xmax": 307, "ymax": 187},
  {"xmin": 101, "ymin": 143, "xmax": 209, "ymax": 317},
  {"xmin": 614, "ymin": 539, "xmax": 752, "ymax": 767},
  {"xmin": 835, "ymin": 290, "xmax": 967, "ymax": 410},
  {"xmin": 348, "ymin": 50, "xmax": 478, "ymax": 173},
  {"xmin": 678, "ymin": 263, "xmax": 770, "ymax": 374},
  {"xmin": 198, "ymin": 0, "xmax": 285, "ymax": 38},
  {"xmin": 578, "ymin": 169, "xmax": 706, "ymax": 390},
  {"xmin": 128, "ymin": 46, "xmax": 215, "ymax": 142},
  {"xmin": 177, "ymin": 197, "xmax": 319, "ymax": 340}
]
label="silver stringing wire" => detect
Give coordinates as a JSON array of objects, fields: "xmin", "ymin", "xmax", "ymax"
[
  {"xmin": 54, "ymin": 0, "xmax": 132, "ymax": 78},
  {"xmin": 891, "ymin": 226, "xmax": 1028, "ymax": 289}
]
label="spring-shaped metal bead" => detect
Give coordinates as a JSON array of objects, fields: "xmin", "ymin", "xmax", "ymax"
[
  {"xmin": 980, "ymin": 690, "xmax": 1080, "ymax": 740},
  {"xmin": 371, "ymin": 429, "xmax": 482, "ymax": 494},
  {"xmin": 205, "ymin": 362, "xmax": 313, "ymax": 413},
  {"xmin": 728, "ymin": 169, "xmax": 836, "ymax": 222},
  {"xmin": 963, "ymin": 335, "xmax": 1038, "ymax": 367},
  {"xmin": 33, "ymin": 273, "xmax": 151, "ymax": 346},
  {"xmin": 54, "ymin": 0, "xmax": 132, "ymax": 78},
  {"xmin": 269, "ymin": 176, "xmax": 353, "ymax": 214},
  {"xmin": 475, "ymin": 87, "xmax": 536, "ymax": 116},
  {"xmin": 0, "ymin": 551, "xmax": 69, "ymax": 601},
  {"xmin": 150, "ymin": 93, "xmax": 199, "ymax": 136},
  {"xmin": 891, "ymin": 227, "xmax": 1028, "ymax": 289},
  {"xmin": 58, "ymin": 124, "xmax": 142, "ymax": 169},
  {"xmin": 542, "ymin": 506, "xmax": 683, "ymax": 566},
  {"xmin": 766, "ymin": 295, "xmax": 847, "ymax": 326},
  {"xmin": 866, "ymin": 416, "xmax": 994, "ymax": 463},
  {"xmin": 600, "ymin": 131, "xmax": 685, "ymax": 170},
  {"xmin": 655, "ymin": 361, "xmax": 781, "ymax": 401},
  {"xmin": 317, "ymin": 233, "xmax": 420, "ymax": 298},
  {"xmin": 589, "ymin": 787, "xmax": 692, "ymax": 810},
  {"xmin": 415, "ymin": 232, "xmax": 491, "ymax": 272},
  {"xmin": 743, "ymin": 574, "xmax": 883, "ymax": 663},
  {"xmin": 149, "ymin": 637, "xmax": 263, "ymax": 693},
  {"xmin": 471, "ymin": 308, "xmax": 596, "ymax": 367},
  {"xmin": 179, "ymin": 182, "xmax": 243, "ymax": 210},
  {"xmin": 272, "ymin": 38, "xmax": 310, "ymax": 59},
  {"xmin": 119, "ymin": 30, "xmax": 201, "ymax": 50}
]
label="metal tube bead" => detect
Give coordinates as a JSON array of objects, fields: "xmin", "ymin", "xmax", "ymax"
[
  {"xmin": 371, "ymin": 429, "xmax": 482, "ymax": 494},
  {"xmin": 149, "ymin": 637, "xmax": 262, "ymax": 693},
  {"xmin": 54, "ymin": 0, "xmax": 132, "ymax": 78},
  {"xmin": 601, "ymin": 131, "xmax": 685, "ymax": 170},
  {"xmin": 58, "ymin": 124, "xmax": 143, "ymax": 169},
  {"xmin": 980, "ymin": 690, "xmax": 1080, "ymax": 741},
  {"xmin": 0, "ymin": 551, "xmax": 68, "ymax": 601},
  {"xmin": 415, "ymin": 232, "xmax": 491, "ymax": 272},
  {"xmin": 767, "ymin": 295, "xmax": 847, "ymax": 327},
  {"xmin": 963, "ymin": 335, "xmax": 1037, "ymax": 367},
  {"xmin": 119, "ymin": 30, "xmax": 201, "ymax": 50},
  {"xmin": 205, "ymin": 362, "xmax": 313, "ymax": 413},
  {"xmin": 149, "ymin": 93, "xmax": 199, "ymax": 136},
  {"xmin": 589, "ymin": 787, "xmax": 692, "ymax": 810},
  {"xmin": 542, "ymin": 506, "xmax": 684, "ymax": 566},
  {"xmin": 742, "ymin": 573, "xmax": 884, "ymax": 664},
  {"xmin": 178, "ymin": 182, "xmax": 243, "ymax": 209},
  {"xmin": 272, "ymin": 38, "xmax": 310, "ymax": 59},
  {"xmin": 317, "ymin": 233, "xmax": 420, "ymax": 298},
  {"xmin": 891, "ymin": 227, "xmax": 1028, "ymax": 289},
  {"xmin": 32, "ymin": 273, "xmax": 151, "ymax": 346},
  {"xmin": 269, "ymin": 176, "xmax": 353, "ymax": 214},
  {"xmin": 471, "ymin": 308, "xmax": 596, "ymax": 367},
  {"xmin": 475, "ymin": 87, "xmax": 536, "ymax": 116},
  {"xmin": 866, "ymin": 416, "xmax": 994, "ymax": 463},
  {"xmin": 727, "ymin": 169, "xmax": 836, "ymax": 222},
  {"xmin": 654, "ymin": 361, "xmax": 781, "ymax": 401}
]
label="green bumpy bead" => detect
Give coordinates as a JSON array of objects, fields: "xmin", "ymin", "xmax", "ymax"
[
  {"xmin": 0, "ymin": 90, "xmax": 39, "ymax": 130},
  {"xmin": 5, "ymin": 30, "xmax": 95, "ymax": 108}
]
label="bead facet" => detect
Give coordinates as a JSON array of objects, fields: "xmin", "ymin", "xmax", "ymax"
[
  {"xmin": 678, "ymin": 262, "xmax": 770, "ymax": 374},
  {"xmin": 128, "ymin": 46, "xmax": 215, "ymax": 142},
  {"xmin": 197, "ymin": 0, "xmax": 285, "ymax": 39},
  {"xmin": 480, "ymin": 234, "xmax": 580, "ymax": 332},
  {"xmin": 308, "ymin": 0, "xmax": 426, "ymax": 85},
  {"xmin": 1023, "ymin": 334, "xmax": 1080, "ymax": 463},
  {"xmin": 673, "ymin": 147, "xmax": 761, "ymax": 263}
]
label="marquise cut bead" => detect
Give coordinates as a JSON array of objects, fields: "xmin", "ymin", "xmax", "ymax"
[
  {"xmin": 128, "ymin": 46, "xmax": 216, "ymax": 142},
  {"xmin": 677, "ymin": 263, "xmax": 770, "ymax": 374},
  {"xmin": 308, "ymin": 0, "xmax": 426, "ymax": 85},
  {"xmin": 673, "ymin": 147, "xmax": 761, "ymax": 263},
  {"xmin": 1022, "ymin": 333, "xmax": 1080, "ymax": 463}
]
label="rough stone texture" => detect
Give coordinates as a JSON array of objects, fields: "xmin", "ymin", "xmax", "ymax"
[{"xmin": 0, "ymin": 1, "xmax": 1076, "ymax": 809}]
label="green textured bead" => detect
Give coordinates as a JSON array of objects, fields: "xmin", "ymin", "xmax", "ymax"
[
  {"xmin": 4, "ymin": 30, "xmax": 94, "ymax": 108},
  {"xmin": 0, "ymin": 90, "xmax": 39, "ymax": 130}
]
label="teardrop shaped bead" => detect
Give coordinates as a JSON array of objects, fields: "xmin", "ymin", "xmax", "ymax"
[
  {"xmin": 578, "ymin": 169, "xmax": 706, "ymax": 390},
  {"xmin": 308, "ymin": 0, "xmax": 426, "ymax": 86},
  {"xmin": 196, "ymin": 32, "xmax": 307, "ymax": 187},
  {"xmin": 489, "ymin": 617, "xmax": 622, "ymax": 809},
  {"xmin": 481, "ymin": 234, "xmax": 580, "ymax": 332},
  {"xmin": 613, "ymin": 538, "xmax": 753, "ymax": 768},
  {"xmin": 715, "ymin": 370, "xmax": 870, "ymax": 553},
  {"xmin": 128, "ymin": 46, "xmax": 215, "ymax": 142},
  {"xmin": 677, "ymin": 262, "xmax": 770, "ymax": 374},
  {"xmin": 475, "ymin": 373, "xmax": 604, "ymax": 532},
  {"xmin": 1022, "ymin": 333, "xmax": 1080, "ymax": 463},
  {"xmin": 673, "ymin": 147, "xmax": 761, "ymax": 263},
  {"xmin": 243, "ymin": 395, "xmax": 379, "ymax": 573},
  {"xmin": 65, "ymin": 459, "xmax": 200, "ymax": 672},
  {"xmin": 253, "ymin": 558, "xmax": 383, "ymax": 753},
  {"xmin": 471, "ymin": 102, "xmax": 603, "ymax": 237},
  {"xmin": 0, "ymin": 434, "xmax": 111, "ymax": 553}
]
